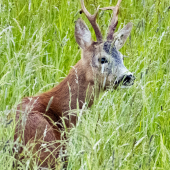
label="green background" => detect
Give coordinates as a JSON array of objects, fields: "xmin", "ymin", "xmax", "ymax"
[{"xmin": 0, "ymin": 0, "xmax": 170, "ymax": 169}]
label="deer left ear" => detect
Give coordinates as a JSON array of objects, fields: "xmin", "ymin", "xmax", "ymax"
[
  {"xmin": 75, "ymin": 19, "xmax": 93, "ymax": 49},
  {"xmin": 114, "ymin": 22, "xmax": 133, "ymax": 50}
]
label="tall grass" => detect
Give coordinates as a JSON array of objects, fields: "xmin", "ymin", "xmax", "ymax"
[{"xmin": 0, "ymin": 0, "xmax": 170, "ymax": 169}]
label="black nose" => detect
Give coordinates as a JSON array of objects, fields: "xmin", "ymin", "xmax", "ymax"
[
  {"xmin": 124, "ymin": 75, "xmax": 132, "ymax": 82},
  {"xmin": 122, "ymin": 74, "xmax": 135, "ymax": 85}
]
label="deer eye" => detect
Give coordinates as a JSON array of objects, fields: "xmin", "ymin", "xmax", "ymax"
[{"xmin": 98, "ymin": 57, "xmax": 108, "ymax": 64}]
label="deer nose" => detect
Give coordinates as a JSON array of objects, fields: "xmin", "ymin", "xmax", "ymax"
[{"xmin": 122, "ymin": 74, "xmax": 135, "ymax": 85}]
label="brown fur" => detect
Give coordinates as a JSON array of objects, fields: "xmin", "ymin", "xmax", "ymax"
[{"xmin": 14, "ymin": 56, "xmax": 96, "ymax": 167}]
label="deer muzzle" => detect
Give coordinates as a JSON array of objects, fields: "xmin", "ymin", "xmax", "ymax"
[
  {"xmin": 117, "ymin": 74, "xmax": 135, "ymax": 86},
  {"xmin": 113, "ymin": 64, "xmax": 135, "ymax": 87}
]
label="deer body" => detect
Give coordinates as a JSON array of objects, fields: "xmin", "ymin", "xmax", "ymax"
[
  {"xmin": 16, "ymin": 59, "xmax": 95, "ymax": 129},
  {"xmin": 14, "ymin": 59, "xmax": 96, "ymax": 167},
  {"xmin": 14, "ymin": 0, "xmax": 135, "ymax": 168}
]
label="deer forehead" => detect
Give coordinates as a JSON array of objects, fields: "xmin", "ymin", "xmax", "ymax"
[{"xmin": 93, "ymin": 41, "xmax": 123, "ymax": 64}]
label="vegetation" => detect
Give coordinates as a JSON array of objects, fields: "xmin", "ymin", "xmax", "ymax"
[{"xmin": 0, "ymin": 0, "xmax": 170, "ymax": 169}]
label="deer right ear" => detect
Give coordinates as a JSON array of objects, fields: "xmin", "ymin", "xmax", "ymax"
[
  {"xmin": 114, "ymin": 22, "xmax": 133, "ymax": 50},
  {"xmin": 75, "ymin": 19, "xmax": 92, "ymax": 49}
]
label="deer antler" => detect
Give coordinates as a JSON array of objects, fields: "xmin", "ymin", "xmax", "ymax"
[
  {"xmin": 80, "ymin": 0, "xmax": 103, "ymax": 42},
  {"xmin": 100, "ymin": 0, "xmax": 122, "ymax": 41}
]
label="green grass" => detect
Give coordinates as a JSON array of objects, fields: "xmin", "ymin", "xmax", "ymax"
[{"xmin": 0, "ymin": 0, "xmax": 170, "ymax": 169}]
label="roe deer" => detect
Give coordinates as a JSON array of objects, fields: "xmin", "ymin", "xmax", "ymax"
[{"xmin": 14, "ymin": 0, "xmax": 135, "ymax": 168}]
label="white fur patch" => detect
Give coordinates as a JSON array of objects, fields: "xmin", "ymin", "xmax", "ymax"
[
  {"xmin": 101, "ymin": 64, "xmax": 105, "ymax": 73},
  {"xmin": 82, "ymin": 31, "xmax": 91, "ymax": 44}
]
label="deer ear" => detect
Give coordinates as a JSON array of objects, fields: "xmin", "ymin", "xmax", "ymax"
[
  {"xmin": 75, "ymin": 19, "xmax": 93, "ymax": 49},
  {"xmin": 114, "ymin": 22, "xmax": 133, "ymax": 50}
]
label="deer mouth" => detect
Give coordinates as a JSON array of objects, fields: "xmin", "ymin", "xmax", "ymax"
[{"xmin": 115, "ymin": 74, "xmax": 135, "ymax": 87}]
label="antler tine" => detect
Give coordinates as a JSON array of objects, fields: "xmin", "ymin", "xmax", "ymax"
[
  {"xmin": 80, "ymin": 0, "xmax": 103, "ymax": 42},
  {"xmin": 100, "ymin": 0, "xmax": 122, "ymax": 41}
]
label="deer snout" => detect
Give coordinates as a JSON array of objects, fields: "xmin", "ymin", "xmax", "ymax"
[
  {"xmin": 116, "ymin": 74, "xmax": 135, "ymax": 86},
  {"xmin": 121, "ymin": 74, "xmax": 135, "ymax": 86}
]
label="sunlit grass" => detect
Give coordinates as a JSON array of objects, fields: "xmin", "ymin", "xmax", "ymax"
[{"xmin": 0, "ymin": 0, "xmax": 170, "ymax": 169}]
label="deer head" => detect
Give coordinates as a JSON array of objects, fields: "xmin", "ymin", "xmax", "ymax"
[{"xmin": 75, "ymin": 0, "xmax": 135, "ymax": 89}]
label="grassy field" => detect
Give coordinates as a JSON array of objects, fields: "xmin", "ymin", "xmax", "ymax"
[{"xmin": 0, "ymin": 0, "xmax": 170, "ymax": 169}]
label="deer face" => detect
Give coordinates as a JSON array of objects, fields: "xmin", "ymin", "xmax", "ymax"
[{"xmin": 75, "ymin": 19, "xmax": 135, "ymax": 89}]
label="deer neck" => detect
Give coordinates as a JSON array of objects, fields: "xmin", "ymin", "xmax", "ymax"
[
  {"xmin": 42, "ymin": 59, "xmax": 95, "ymax": 116},
  {"xmin": 36, "ymin": 59, "xmax": 100, "ymax": 128}
]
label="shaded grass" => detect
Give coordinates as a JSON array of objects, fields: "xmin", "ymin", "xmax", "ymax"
[{"xmin": 0, "ymin": 0, "xmax": 170, "ymax": 169}]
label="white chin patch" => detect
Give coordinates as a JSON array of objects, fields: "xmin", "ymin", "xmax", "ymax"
[{"xmin": 121, "ymin": 85, "xmax": 131, "ymax": 88}]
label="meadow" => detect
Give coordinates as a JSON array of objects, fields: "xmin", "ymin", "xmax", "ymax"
[{"xmin": 0, "ymin": 0, "xmax": 170, "ymax": 169}]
